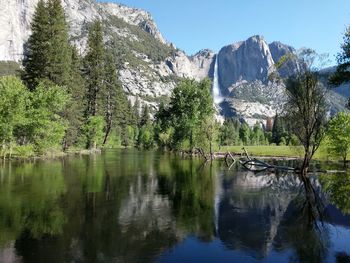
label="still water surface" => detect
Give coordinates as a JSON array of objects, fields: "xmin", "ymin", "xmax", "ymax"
[{"xmin": 0, "ymin": 149, "xmax": 349, "ymax": 263}]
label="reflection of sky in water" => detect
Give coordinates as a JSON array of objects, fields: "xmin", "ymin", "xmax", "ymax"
[
  {"xmin": 156, "ymin": 237, "xmax": 295, "ymax": 263},
  {"xmin": 328, "ymin": 224, "xmax": 350, "ymax": 253}
]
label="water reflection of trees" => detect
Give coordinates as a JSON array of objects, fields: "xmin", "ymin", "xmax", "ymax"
[
  {"xmin": 0, "ymin": 161, "xmax": 67, "ymax": 247},
  {"xmin": 156, "ymin": 156, "xmax": 216, "ymax": 241},
  {"xmin": 320, "ymin": 172, "xmax": 350, "ymax": 215}
]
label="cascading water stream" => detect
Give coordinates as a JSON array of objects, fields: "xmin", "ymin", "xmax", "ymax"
[{"xmin": 213, "ymin": 55, "xmax": 223, "ymax": 104}]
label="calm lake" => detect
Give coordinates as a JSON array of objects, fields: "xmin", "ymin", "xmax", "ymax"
[{"xmin": 0, "ymin": 149, "xmax": 349, "ymax": 263}]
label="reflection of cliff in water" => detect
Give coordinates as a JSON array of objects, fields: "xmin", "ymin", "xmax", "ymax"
[{"xmin": 217, "ymin": 170, "xmax": 301, "ymax": 258}]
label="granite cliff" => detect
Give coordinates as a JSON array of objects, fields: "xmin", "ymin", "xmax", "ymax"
[{"xmin": 0, "ymin": 0, "xmax": 347, "ymax": 124}]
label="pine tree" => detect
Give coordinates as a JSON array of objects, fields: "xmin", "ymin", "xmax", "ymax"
[
  {"xmin": 23, "ymin": 0, "xmax": 50, "ymax": 90},
  {"xmin": 132, "ymin": 97, "xmax": 141, "ymax": 126},
  {"xmin": 140, "ymin": 104, "xmax": 150, "ymax": 127},
  {"xmin": 23, "ymin": 0, "xmax": 71, "ymax": 90},
  {"xmin": 46, "ymin": 0, "xmax": 71, "ymax": 86},
  {"xmin": 62, "ymin": 46, "xmax": 85, "ymax": 150},
  {"xmin": 83, "ymin": 20, "xmax": 105, "ymax": 117},
  {"xmin": 330, "ymin": 26, "xmax": 350, "ymax": 86},
  {"xmin": 272, "ymin": 114, "xmax": 284, "ymax": 145}
]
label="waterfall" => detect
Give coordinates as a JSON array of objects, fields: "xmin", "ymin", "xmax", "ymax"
[{"xmin": 213, "ymin": 55, "xmax": 223, "ymax": 104}]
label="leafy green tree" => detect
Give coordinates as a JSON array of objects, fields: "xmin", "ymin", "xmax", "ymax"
[
  {"xmin": 83, "ymin": 20, "xmax": 105, "ymax": 117},
  {"xmin": 26, "ymin": 83, "xmax": 69, "ymax": 154},
  {"xmin": 137, "ymin": 125, "xmax": 154, "ymax": 149},
  {"xmin": 326, "ymin": 112, "xmax": 350, "ymax": 166},
  {"xmin": 121, "ymin": 125, "xmax": 135, "ymax": 148},
  {"xmin": 285, "ymin": 71, "xmax": 327, "ymax": 176},
  {"xmin": 251, "ymin": 123, "xmax": 265, "ymax": 145},
  {"xmin": 167, "ymin": 78, "xmax": 214, "ymax": 150},
  {"xmin": 0, "ymin": 76, "xmax": 29, "ymax": 158},
  {"xmin": 83, "ymin": 116, "xmax": 105, "ymax": 149},
  {"xmin": 219, "ymin": 119, "xmax": 240, "ymax": 146}
]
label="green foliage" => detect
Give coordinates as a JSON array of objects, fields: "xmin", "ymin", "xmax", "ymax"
[
  {"xmin": 320, "ymin": 173, "xmax": 350, "ymax": 214},
  {"xmin": 83, "ymin": 116, "xmax": 105, "ymax": 149},
  {"xmin": 0, "ymin": 76, "xmax": 29, "ymax": 157},
  {"xmin": 121, "ymin": 125, "xmax": 136, "ymax": 148},
  {"xmin": 272, "ymin": 114, "xmax": 285, "ymax": 145},
  {"xmin": 83, "ymin": 20, "xmax": 105, "ymax": 117},
  {"xmin": 326, "ymin": 112, "xmax": 350, "ymax": 165},
  {"xmin": 251, "ymin": 123, "xmax": 266, "ymax": 146},
  {"xmin": 219, "ymin": 119, "xmax": 241, "ymax": 146},
  {"xmin": 0, "ymin": 77, "xmax": 69, "ymax": 156},
  {"xmin": 23, "ymin": 0, "xmax": 71, "ymax": 90},
  {"xmin": 104, "ymin": 15, "xmax": 175, "ymax": 64},
  {"xmin": 137, "ymin": 124, "xmax": 154, "ymax": 149},
  {"xmin": 330, "ymin": 26, "xmax": 350, "ymax": 86},
  {"xmin": 62, "ymin": 46, "xmax": 85, "ymax": 150},
  {"xmin": 239, "ymin": 123, "xmax": 251, "ymax": 145},
  {"xmin": 26, "ymin": 83, "xmax": 69, "ymax": 154},
  {"xmin": 166, "ymin": 78, "xmax": 214, "ymax": 150},
  {"xmin": 285, "ymin": 71, "xmax": 328, "ymax": 172}
]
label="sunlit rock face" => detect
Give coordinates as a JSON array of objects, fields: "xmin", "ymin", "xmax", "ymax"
[
  {"xmin": 0, "ymin": 0, "xmax": 165, "ymax": 61},
  {"xmin": 1, "ymin": 0, "xmax": 347, "ymax": 121},
  {"xmin": 218, "ymin": 36, "xmax": 275, "ymax": 92}
]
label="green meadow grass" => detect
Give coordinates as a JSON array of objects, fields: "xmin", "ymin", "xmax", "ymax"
[{"xmin": 220, "ymin": 145, "xmax": 332, "ymax": 161}]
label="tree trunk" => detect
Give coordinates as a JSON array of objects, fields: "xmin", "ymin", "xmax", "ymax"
[
  {"xmin": 343, "ymin": 156, "xmax": 347, "ymax": 169},
  {"xmin": 102, "ymin": 125, "xmax": 111, "ymax": 146}
]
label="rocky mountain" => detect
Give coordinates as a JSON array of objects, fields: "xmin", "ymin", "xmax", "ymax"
[{"xmin": 0, "ymin": 0, "xmax": 348, "ymax": 124}]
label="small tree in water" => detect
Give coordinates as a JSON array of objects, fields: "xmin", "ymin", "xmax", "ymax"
[{"xmin": 281, "ymin": 50, "xmax": 329, "ymax": 178}]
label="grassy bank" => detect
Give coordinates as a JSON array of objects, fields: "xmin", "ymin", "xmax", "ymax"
[{"xmin": 220, "ymin": 145, "xmax": 332, "ymax": 161}]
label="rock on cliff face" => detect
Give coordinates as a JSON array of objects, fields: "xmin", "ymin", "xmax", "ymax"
[
  {"xmin": 162, "ymin": 49, "xmax": 215, "ymax": 81},
  {"xmin": 0, "ymin": 0, "xmax": 166, "ymax": 61},
  {"xmin": 269, "ymin": 41, "xmax": 303, "ymax": 78},
  {"xmin": 217, "ymin": 35, "xmax": 275, "ymax": 94}
]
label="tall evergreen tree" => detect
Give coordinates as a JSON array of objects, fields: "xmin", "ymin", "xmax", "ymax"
[
  {"xmin": 23, "ymin": 0, "xmax": 50, "ymax": 90},
  {"xmin": 132, "ymin": 96, "xmax": 141, "ymax": 127},
  {"xmin": 330, "ymin": 26, "xmax": 350, "ymax": 86},
  {"xmin": 62, "ymin": 46, "xmax": 85, "ymax": 150},
  {"xmin": 83, "ymin": 20, "xmax": 105, "ymax": 117},
  {"xmin": 272, "ymin": 114, "xmax": 284, "ymax": 145},
  {"xmin": 23, "ymin": 0, "xmax": 71, "ymax": 90},
  {"xmin": 46, "ymin": 0, "xmax": 71, "ymax": 86},
  {"xmin": 140, "ymin": 104, "xmax": 150, "ymax": 127}
]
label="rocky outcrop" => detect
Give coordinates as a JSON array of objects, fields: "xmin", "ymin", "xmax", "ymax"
[
  {"xmin": 217, "ymin": 35, "xmax": 275, "ymax": 94},
  {"xmin": 269, "ymin": 41, "xmax": 303, "ymax": 78},
  {"xmin": 162, "ymin": 49, "xmax": 215, "ymax": 81},
  {"xmin": 0, "ymin": 0, "xmax": 166, "ymax": 61}
]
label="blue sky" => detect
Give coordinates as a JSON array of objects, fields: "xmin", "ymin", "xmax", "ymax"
[{"xmin": 103, "ymin": 0, "xmax": 349, "ymax": 65}]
